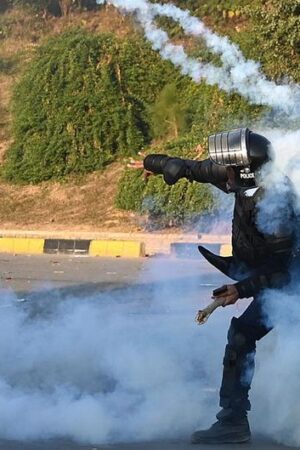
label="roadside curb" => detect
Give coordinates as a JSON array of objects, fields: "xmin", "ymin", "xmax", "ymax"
[
  {"xmin": 0, "ymin": 235, "xmax": 232, "ymax": 258},
  {"xmin": 0, "ymin": 237, "xmax": 145, "ymax": 258}
]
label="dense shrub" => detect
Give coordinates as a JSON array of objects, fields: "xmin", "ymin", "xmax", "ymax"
[
  {"xmin": 116, "ymin": 80, "xmax": 262, "ymax": 225},
  {"xmin": 4, "ymin": 29, "xmax": 176, "ymax": 182},
  {"xmin": 116, "ymin": 169, "xmax": 215, "ymax": 228},
  {"xmin": 244, "ymin": 0, "xmax": 300, "ymax": 83}
]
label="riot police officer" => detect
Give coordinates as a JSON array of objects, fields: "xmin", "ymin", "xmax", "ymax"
[{"xmin": 129, "ymin": 128, "xmax": 294, "ymax": 444}]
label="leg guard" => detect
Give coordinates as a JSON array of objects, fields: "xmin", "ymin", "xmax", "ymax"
[{"xmin": 219, "ymin": 318, "xmax": 256, "ymax": 412}]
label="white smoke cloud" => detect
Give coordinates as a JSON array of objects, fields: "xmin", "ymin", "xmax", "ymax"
[
  {"xmin": 0, "ymin": 261, "xmax": 234, "ymax": 443},
  {"xmin": 229, "ymin": 127, "xmax": 300, "ymax": 446},
  {"xmin": 96, "ymin": 0, "xmax": 300, "ymax": 116},
  {"xmin": 254, "ymin": 129, "xmax": 300, "ymax": 235},
  {"xmin": 0, "ymin": 256, "xmax": 298, "ymax": 447},
  {"xmin": 251, "ymin": 285, "xmax": 300, "ymax": 447}
]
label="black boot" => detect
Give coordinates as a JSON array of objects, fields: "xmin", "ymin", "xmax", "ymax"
[{"xmin": 191, "ymin": 409, "xmax": 251, "ymax": 445}]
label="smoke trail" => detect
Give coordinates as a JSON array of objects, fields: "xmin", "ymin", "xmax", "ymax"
[{"xmin": 96, "ymin": 0, "xmax": 300, "ymax": 116}]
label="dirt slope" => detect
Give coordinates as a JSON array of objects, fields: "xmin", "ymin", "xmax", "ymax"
[{"xmin": 0, "ymin": 162, "xmax": 145, "ymax": 232}]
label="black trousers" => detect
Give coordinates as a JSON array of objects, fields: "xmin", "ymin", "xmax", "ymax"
[{"xmin": 219, "ymin": 296, "xmax": 272, "ymax": 413}]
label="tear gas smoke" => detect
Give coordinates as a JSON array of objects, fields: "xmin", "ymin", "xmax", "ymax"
[
  {"xmin": 222, "ymin": 129, "xmax": 300, "ymax": 446},
  {"xmin": 96, "ymin": 0, "xmax": 300, "ymax": 116},
  {"xmin": 256, "ymin": 129, "xmax": 300, "ymax": 235},
  {"xmin": 0, "ymin": 261, "xmax": 232, "ymax": 443},
  {"xmin": 251, "ymin": 286, "xmax": 300, "ymax": 447},
  {"xmin": 0, "ymin": 256, "xmax": 298, "ymax": 446},
  {"xmin": 196, "ymin": 186, "xmax": 234, "ymax": 235},
  {"xmin": 0, "ymin": 255, "xmax": 298, "ymax": 446}
]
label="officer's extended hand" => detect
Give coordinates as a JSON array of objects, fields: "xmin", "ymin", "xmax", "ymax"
[
  {"xmin": 127, "ymin": 152, "xmax": 154, "ymax": 181},
  {"xmin": 212, "ymin": 284, "xmax": 239, "ymax": 306}
]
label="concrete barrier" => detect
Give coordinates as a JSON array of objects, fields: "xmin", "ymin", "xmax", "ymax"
[
  {"xmin": 89, "ymin": 240, "xmax": 145, "ymax": 258},
  {"xmin": 220, "ymin": 244, "xmax": 233, "ymax": 257},
  {"xmin": 0, "ymin": 238, "xmax": 44, "ymax": 254},
  {"xmin": 0, "ymin": 237, "xmax": 145, "ymax": 258},
  {"xmin": 0, "ymin": 232, "xmax": 231, "ymax": 258}
]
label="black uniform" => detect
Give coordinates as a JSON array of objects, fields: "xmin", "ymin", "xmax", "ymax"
[{"xmin": 144, "ymin": 154, "xmax": 294, "ymax": 415}]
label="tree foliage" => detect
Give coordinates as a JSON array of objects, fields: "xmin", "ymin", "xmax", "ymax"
[
  {"xmin": 4, "ymin": 30, "xmax": 176, "ymax": 183},
  {"xmin": 244, "ymin": 0, "xmax": 300, "ymax": 82}
]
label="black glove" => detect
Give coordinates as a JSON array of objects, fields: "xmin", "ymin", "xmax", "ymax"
[{"xmin": 162, "ymin": 158, "xmax": 187, "ymax": 185}]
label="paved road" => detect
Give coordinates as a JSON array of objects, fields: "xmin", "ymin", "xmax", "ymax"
[
  {"xmin": 0, "ymin": 253, "xmax": 223, "ymax": 294},
  {"xmin": 0, "ymin": 254, "xmax": 295, "ymax": 450},
  {"xmin": 0, "ymin": 436, "xmax": 293, "ymax": 450}
]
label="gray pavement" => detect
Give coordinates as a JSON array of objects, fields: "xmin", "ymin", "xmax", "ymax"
[
  {"xmin": 0, "ymin": 436, "xmax": 293, "ymax": 450},
  {"xmin": 0, "ymin": 253, "xmax": 223, "ymax": 293},
  {"xmin": 0, "ymin": 254, "xmax": 295, "ymax": 450}
]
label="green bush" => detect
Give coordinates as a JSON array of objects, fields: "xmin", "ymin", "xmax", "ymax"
[
  {"xmin": 115, "ymin": 169, "xmax": 146, "ymax": 212},
  {"xmin": 243, "ymin": 0, "xmax": 300, "ymax": 83},
  {"xmin": 116, "ymin": 78, "xmax": 262, "ymax": 225},
  {"xmin": 116, "ymin": 169, "xmax": 215, "ymax": 227},
  {"xmin": 4, "ymin": 29, "xmax": 177, "ymax": 183}
]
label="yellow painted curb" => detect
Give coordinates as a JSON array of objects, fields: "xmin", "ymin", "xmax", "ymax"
[
  {"xmin": 89, "ymin": 240, "xmax": 145, "ymax": 258},
  {"xmin": 0, "ymin": 238, "xmax": 45, "ymax": 254},
  {"xmin": 220, "ymin": 244, "xmax": 232, "ymax": 257}
]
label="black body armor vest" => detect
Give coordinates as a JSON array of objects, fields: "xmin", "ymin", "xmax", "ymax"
[
  {"xmin": 232, "ymin": 190, "xmax": 293, "ymax": 269},
  {"xmin": 232, "ymin": 191, "xmax": 265, "ymax": 268}
]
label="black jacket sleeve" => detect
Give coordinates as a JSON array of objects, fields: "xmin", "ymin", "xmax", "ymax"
[
  {"xmin": 235, "ymin": 234, "xmax": 294, "ymax": 298},
  {"xmin": 143, "ymin": 154, "xmax": 228, "ymax": 190}
]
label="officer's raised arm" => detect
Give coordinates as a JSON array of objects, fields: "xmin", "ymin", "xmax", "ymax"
[{"xmin": 143, "ymin": 154, "xmax": 228, "ymax": 190}]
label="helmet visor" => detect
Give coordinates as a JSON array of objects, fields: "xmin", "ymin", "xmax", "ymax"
[{"xmin": 208, "ymin": 128, "xmax": 250, "ymax": 167}]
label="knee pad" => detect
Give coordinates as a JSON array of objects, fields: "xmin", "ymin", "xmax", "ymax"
[
  {"xmin": 223, "ymin": 344, "xmax": 237, "ymax": 368},
  {"xmin": 227, "ymin": 319, "xmax": 247, "ymax": 350},
  {"xmin": 224, "ymin": 319, "xmax": 248, "ymax": 368}
]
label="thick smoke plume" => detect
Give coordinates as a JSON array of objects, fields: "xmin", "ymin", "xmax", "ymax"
[
  {"xmin": 0, "ymin": 261, "xmax": 231, "ymax": 443},
  {"xmin": 96, "ymin": 0, "xmax": 300, "ymax": 116},
  {"xmin": 251, "ymin": 284, "xmax": 300, "ymax": 447},
  {"xmin": 254, "ymin": 129, "xmax": 300, "ymax": 238}
]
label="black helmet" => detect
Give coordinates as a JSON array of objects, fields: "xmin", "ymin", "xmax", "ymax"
[{"xmin": 208, "ymin": 128, "xmax": 271, "ymax": 188}]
